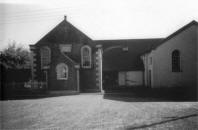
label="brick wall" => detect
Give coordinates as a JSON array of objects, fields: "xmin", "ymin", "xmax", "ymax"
[{"xmin": 30, "ymin": 19, "xmax": 98, "ymax": 91}]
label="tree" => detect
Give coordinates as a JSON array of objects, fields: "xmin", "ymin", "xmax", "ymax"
[{"xmin": 0, "ymin": 42, "xmax": 30, "ymax": 69}]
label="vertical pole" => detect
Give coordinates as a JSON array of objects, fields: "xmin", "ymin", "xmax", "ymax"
[
  {"xmin": 97, "ymin": 45, "xmax": 104, "ymax": 93},
  {"xmin": 99, "ymin": 48, "xmax": 103, "ymax": 93}
]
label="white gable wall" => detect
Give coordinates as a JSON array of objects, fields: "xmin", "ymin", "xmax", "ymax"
[{"xmin": 152, "ymin": 25, "xmax": 197, "ymax": 88}]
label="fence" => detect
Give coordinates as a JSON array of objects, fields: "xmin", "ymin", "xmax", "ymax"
[
  {"xmin": 4, "ymin": 81, "xmax": 47, "ymax": 90},
  {"xmin": 24, "ymin": 81, "xmax": 47, "ymax": 89},
  {"xmin": 1, "ymin": 81, "xmax": 47, "ymax": 99}
]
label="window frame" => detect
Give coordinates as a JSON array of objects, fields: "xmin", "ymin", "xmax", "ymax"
[
  {"xmin": 172, "ymin": 50, "xmax": 181, "ymax": 72},
  {"xmin": 81, "ymin": 45, "xmax": 92, "ymax": 68},
  {"xmin": 40, "ymin": 46, "xmax": 51, "ymax": 69},
  {"xmin": 149, "ymin": 57, "xmax": 152, "ymax": 65},
  {"xmin": 56, "ymin": 63, "xmax": 68, "ymax": 80},
  {"xmin": 59, "ymin": 44, "xmax": 72, "ymax": 53}
]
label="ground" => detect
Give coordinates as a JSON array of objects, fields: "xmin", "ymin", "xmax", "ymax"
[{"xmin": 1, "ymin": 94, "xmax": 198, "ymax": 130}]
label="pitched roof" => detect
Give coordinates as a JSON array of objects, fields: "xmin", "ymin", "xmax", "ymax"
[
  {"xmin": 153, "ymin": 20, "xmax": 198, "ymax": 51},
  {"xmin": 34, "ymin": 18, "xmax": 94, "ymax": 64},
  {"xmin": 95, "ymin": 38, "xmax": 163, "ymax": 71},
  {"xmin": 35, "ymin": 19, "xmax": 93, "ymax": 46}
]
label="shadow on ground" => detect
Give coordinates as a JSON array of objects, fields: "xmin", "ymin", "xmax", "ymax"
[
  {"xmin": 1, "ymin": 87, "xmax": 197, "ymax": 101},
  {"xmin": 103, "ymin": 87, "xmax": 198, "ymax": 102},
  {"xmin": 124, "ymin": 113, "xmax": 198, "ymax": 130},
  {"xmin": 0, "ymin": 90, "xmax": 79, "ymax": 100}
]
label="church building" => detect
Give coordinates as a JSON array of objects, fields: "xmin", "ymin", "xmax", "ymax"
[{"xmin": 30, "ymin": 16, "xmax": 198, "ymax": 93}]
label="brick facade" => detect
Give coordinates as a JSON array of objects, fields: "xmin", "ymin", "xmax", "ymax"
[
  {"xmin": 30, "ymin": 18, "xmax": 100, "ymax": 92},
  {"xmin": 30, "ymin": 17, "xmax": 197, "ymax": 92}
]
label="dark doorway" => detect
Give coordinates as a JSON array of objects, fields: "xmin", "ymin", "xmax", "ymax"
[{"xmin": 103, "ymin": 71, "xmax": 118, "ymax": 90}]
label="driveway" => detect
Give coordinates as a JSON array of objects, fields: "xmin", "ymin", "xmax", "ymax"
[{"xmin": 1, "ymin": 94, "xmax": 198, "ymax": 129}]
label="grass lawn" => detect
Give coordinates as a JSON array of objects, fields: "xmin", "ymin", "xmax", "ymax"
[{"xmin": 1, "ymin": 94, "xmax": 198, "ymax": 130}]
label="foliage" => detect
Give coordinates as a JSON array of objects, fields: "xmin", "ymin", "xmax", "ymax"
[{"xmin": 0, "ymin": 42, "xmax": 30, "ymax": 68}]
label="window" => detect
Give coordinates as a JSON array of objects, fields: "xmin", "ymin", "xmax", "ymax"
[
  {"xmin": 40, "ymin": 46, "xmax": 51, "ymax": 68},
  {"xmin": 81, "ymin": 45, "xmax": 92, "ymax": 68},
  {"xmin": 56, "ymin": 63, "xmax": 68, "ymax": 80},
  {"xmin": 149, "ymin": 57, "xmax": 152, "ymax": 65},
  {"xmin": 172, "ymin": 50, "xmax": 181, "ymax": 72},
  {"xmin": 59, "ymin": 44, "xmax": 72, "ymax": 53}
]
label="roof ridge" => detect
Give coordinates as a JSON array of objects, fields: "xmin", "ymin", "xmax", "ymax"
[
  {"xmin": 35, "ymin": 19, "xmax": 93, "ymax": 46},
  {"xmin": 94, "ymin": 38, "xmax": 164, "ymax": 42},
  {"xmin": 66, "ymin": 20, "xmax": 93, "ymax": 41},
  {"xmin": 35, "ymin": 20, "xmax": 65, "ymax": 45},
  {"xmin": 191, "ymin": 20, "xmax": 198, "ymax": 24},
  {"xmin": 152, "ymin": 20, "xmax": 198, "ymax": 50}
]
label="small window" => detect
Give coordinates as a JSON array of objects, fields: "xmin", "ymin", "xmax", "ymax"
[
  {"xmin": 40, "ymin": 46, "xmax": 51, "ymax": 68},
  {"xmin": 172, "ymin": 50, "xmax": 181, "ymax": 72},
  {"xmin": 149, "ymin": 57, "xmax": 152, "ymax": 65},
  {"xmin": 81, "ymin": 45, "xmax": 92, "ymax": 68},
  {"xmin": 59, "ymin": 44, "xmax": 72, "ymax": 53},
  {"xmin": 56, "ymin": 63, "xmax": 68, "ymax": 80}
]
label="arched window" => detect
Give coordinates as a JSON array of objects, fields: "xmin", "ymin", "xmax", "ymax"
[
  {"xmin": 172, "ymin": 50, "xmax": 181, "ymax": 72},
  {"xmin": 81, "ymin": 45, "xmax": 92, "ymax": 68},
  {"xmin": 56, "ymin": 63, "xmax": 68, "ymax": 80},
  {"xmin": 40, "ymin": 46, "xmax": 51, "ymax": 68}
]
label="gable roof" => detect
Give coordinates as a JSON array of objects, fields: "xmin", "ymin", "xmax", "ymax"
[
  {"xmin": 35, "ymin": 19, "xmax": 93, "ymax": 46},
  {"xmin": 95, "ymin": 38, "xmax": 163, "ymax": 71},
  {"xmin": 151, "ymin": 20, "xmax": 198, "ymax": 51}
]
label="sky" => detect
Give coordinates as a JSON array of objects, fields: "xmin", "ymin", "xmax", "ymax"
[{"xmin": 0, "ymin": 0, "xmax": 198, "ymax": 50}]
